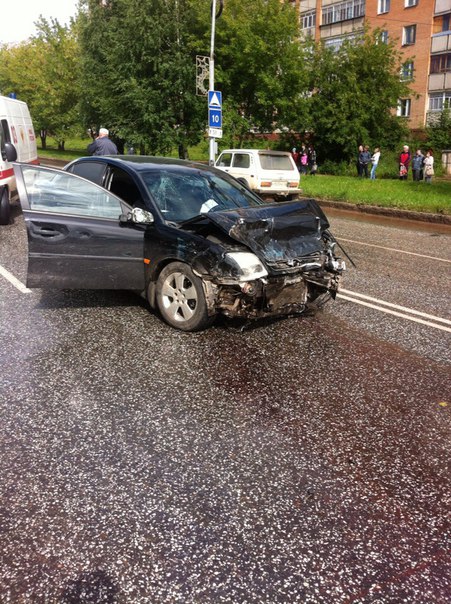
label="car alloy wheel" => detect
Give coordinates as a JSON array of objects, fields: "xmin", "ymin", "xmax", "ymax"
[{"xmin": 156, "ymin": 262, "xmax": 214, "ymax": 331}]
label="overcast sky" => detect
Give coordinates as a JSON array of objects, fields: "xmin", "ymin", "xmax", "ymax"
[{"xmin": 2, "ymin": 1, "xmax": 79, "ymax": 45}]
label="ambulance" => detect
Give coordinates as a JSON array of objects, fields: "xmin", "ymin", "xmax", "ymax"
[{"xmin": 0, "ymin": 94, "xmax": 39, "ymax": 225}]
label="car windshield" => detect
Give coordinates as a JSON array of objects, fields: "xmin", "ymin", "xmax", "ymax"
[{"xmin": 141, "ymin": 167, "xmax": 263, "ymax": 222}]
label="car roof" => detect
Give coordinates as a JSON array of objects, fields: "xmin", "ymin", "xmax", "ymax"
[
  {"xmin": 218, "ymin": 149, "xmax": 291, "ymax": 156},
  {"xmin": 70, "ymin": 155, "xmax": 212, "ymax": 172}
]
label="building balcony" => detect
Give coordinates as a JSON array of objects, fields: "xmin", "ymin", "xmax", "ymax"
[{"xmin": 431, "ymin": 32, "xmax": 451, "ymax": 53}]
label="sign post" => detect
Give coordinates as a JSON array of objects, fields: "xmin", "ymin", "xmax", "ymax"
[{"xmin": 208, "ymin": 0, "xmax": 224, "ymax": 165}]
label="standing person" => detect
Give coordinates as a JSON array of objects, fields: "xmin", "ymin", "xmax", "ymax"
[
  {"xmin": 399, "ymin": 145, "xmax": 411, "ymax": 180},
  {"xmin": 299, "ymin": 145, "xmax": 309, "ymax": 174},
  {"xmin": 291, "ymin": 147, "xmax": 299, "ymax": 170},
  {"xmin": 356, "ymin": 144, "xmax": 364, "ymax": 176},
  {"xmin": 359, "ymin": 145, "xmax": 371, "ymax": 178},
  {"xmin": 423, "ymin": 150, "xmax": 434, "ymax": 183},
  {"xmin": 411, "ymin": 149, "xmax": 424, "ymax": 181},
  {"xmin": 88, "ymin": 128, "xmax": 118, "ymax": 156},
  {"xmin": 308, "ymin": 146, "xmax": 317, "ymax": 175},
  {"xmin": 370, "ymin": 147, "xmax": 380, "ymax": 180}
]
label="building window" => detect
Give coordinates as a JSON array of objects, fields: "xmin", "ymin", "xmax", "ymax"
[
  {"xmin": 380, "ymin": 30, "xmax": 389, "ymax": 43},
  {"xmin": 378, "ymin": 0, "xmax": 390, "ymax": 14},
  {"xmin": 429, "ymin": 92, "xmax": 451, "ymax": 111},
  {"xmin": 397, "ymin": 99, "xmax": 411, "ymax": 117},
  {"xmin": 301, "ymin": 10, "xmax": 316, "ymax": 29},
  {"xmin": 322, "ymin": 0, "xmax": 366, "ymax": 26},
  {"xmin": 430, "ymin": 53, "xmax": 451, "ymax": 73},
  {"xmin": 401, "ymin": 60, "xmax": 414, "ymax": 80},
  {"xmin": 402, "ymin": 25, "xmax": 416, "ymax": 45},
  {"xmin": 404, "ymin": 0, "xmax": 418, "ymax": 7},
  {"xmin": 443, "ymin": 14, "xmax": 450, "ymax": 32}
]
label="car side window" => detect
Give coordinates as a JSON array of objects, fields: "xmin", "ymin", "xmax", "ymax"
[
  {"xmin": 106, "ymin": 167, "xmax": 145, "ymax": 208},
  {"xmin": 217, "ymin": 153, "xmax": 232, "ymax": 167},
  {"xmin": 66, "ymin": 161, "xmax": 106, "ymax": 185},
  {"xmin": 21, "ymin": 166, "xmax": 123, "ymax": 220},
  {"xmin": 232, "ymin": 153, "xmax": 250, "ymax": 169}
]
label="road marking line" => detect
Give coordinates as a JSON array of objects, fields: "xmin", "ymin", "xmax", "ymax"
[
  {"xmin": 338, "ymin": 238, "xmax": 451, "ymax": 264},
  {"xmin": 340, "ymin": 288, "xmax": 451, "ymax": 326},
  {"xmin": 0, "ymin": 265, "xmax": 31, "ymax": 293},
  {"xmin": 338, "ymin": 294, "xmax": 451, "ymax": 333}
]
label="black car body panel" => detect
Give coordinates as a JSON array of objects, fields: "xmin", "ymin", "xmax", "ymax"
[{"xmin": 179, "ymin": 199, "xmax": 329, "ymax": 268}]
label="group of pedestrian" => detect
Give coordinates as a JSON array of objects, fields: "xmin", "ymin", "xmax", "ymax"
[
  {"xmin": 291, "ymin": 145, "xmax": 317, "ymax": 175},
  {"xmin": 356, "ymin": 143, "xmax": 435, "ymax": 183},
  {"xmin": 356, "ymin": 144, "xmax": 380, "ymax": 179},
  {"xmin": 398, "ymin": 145, "xmax": 434, "ymax": 183}
]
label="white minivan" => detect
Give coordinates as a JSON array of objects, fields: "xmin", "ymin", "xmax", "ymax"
[
  {"xmin": 215, "ymin": 149, "xmax": 300, "ymax": 200},
  {"xmin": 0, "ymin": 95, "xmax": 38, "ymax": 225}
]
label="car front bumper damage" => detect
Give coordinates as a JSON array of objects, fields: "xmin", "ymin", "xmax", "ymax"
[{"xmin": 202, "ymin": 268, "xmax": 342, "ymax": 319}]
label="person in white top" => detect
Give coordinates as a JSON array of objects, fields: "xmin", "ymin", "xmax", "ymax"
[
  {"xmin": 423, "ymin": 150, "xmax": 434, "ymax": 183},
  {"xmin": 370, "ymin": 147, "xmax": 381, "ymax": 180}
]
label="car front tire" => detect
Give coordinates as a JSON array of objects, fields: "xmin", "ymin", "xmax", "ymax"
[{"xmin": 156, "ymin": 262, "xmax": 214, "ymax": 331}]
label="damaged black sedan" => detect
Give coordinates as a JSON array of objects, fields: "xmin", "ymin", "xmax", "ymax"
[{"xmin": 13, "ymin": 156, "xmax": 345, "ymax": 331}]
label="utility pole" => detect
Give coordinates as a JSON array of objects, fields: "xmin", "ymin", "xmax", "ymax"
[{"xmin": 208, "ymin": 0, "xmax": 223, "ymax": 165}]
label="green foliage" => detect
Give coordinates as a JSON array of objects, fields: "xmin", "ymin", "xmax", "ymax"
[
  {"xmin": 426, "ymin": 108, "xmax": 451, "ymax": 152},
  {"xmin": 78, "ymin": 0, "xmax": 204, "ymax": 155},
  {"xmin": 306, "ymin": 28, "xmax": 410, "ymax": 163},
  {"xmin": 191, "ymin": 0, "xmax": 309, "ymax": 137},
  {"xmin": 0, "ymin": 18, "xmax": 81, "ymax": 148},
  {"xmin": 300, "ymin": 174, "xmax": 451, "ymax": 214}
]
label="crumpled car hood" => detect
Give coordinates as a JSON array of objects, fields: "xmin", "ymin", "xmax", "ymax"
[{"xmin": 185, "ymin": 199, "xmax": 330, "ymax": 264}]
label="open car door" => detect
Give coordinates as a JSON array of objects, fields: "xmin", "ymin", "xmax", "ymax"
[{"xmin": 13, "ymin": 164, "xmax": 146, "ymax": 290}]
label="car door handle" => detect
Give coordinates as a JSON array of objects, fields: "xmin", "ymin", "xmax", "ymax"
[
  {"xmin": 30, "ymin": 223, "xmax": 68, "ymax": 241},
  {"xmin": 33, "ymin": 226, "xmax": 61, "ymax": 238}
]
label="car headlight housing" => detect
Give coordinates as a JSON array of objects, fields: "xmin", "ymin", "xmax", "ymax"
[{"xmin": 225, "ymin": 252, "xmax": 268, "ymax": 282}]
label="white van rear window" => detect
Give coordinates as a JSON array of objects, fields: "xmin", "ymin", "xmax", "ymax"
[{"xmin": 259, "ymin": 154, "xmax": 293, "ymax": 170}]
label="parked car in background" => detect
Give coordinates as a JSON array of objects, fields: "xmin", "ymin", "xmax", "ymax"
[
  {"xmin": 215, "ymin": 149, "xmax": 300, "ymax": 201},
  {"xmin": 11, "ymin": 155, "xmax": 345, "ymax": 331},
  {"xmin": 0, "ymin": 95, "xmax": 38, "ymax": 225}
]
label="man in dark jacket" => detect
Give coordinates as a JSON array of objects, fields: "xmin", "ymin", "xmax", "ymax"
[
  {"xmin": 88, "ymin": 128, "xmax": 118, "ymax": 156},
  {"xmin": 359, "ymin": 145, "xmax": 371, "ymax": 178}
]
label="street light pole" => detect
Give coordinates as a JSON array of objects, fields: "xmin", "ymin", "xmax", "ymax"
[{"xmin": 209, "ymin": 0, "xmax": 217, "ymax": 165}]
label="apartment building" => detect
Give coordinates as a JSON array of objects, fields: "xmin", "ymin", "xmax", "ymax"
[{"xmin": 290, "ymin": 0, "xmax": 451, "ymax": 129}]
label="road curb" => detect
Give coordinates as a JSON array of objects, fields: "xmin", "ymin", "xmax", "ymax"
[{"xmin": 313, "ymin": 199, "xmax": 451, "ymax": 226}]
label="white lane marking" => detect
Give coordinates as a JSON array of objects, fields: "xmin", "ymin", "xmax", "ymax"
[
  {"xmin": 338, "ymin": 238, "xmax": 451, "ymax": 264},
  {"xmin": 0, "ymin": 265, "xmax": 31, "ymax": 293},
  {"xmin": 340, "ymin": 288, "xmax": 451, "ymax": 326},
  {"xmin": 338, "ymin": 294, "xmax": 451, "ymax": 333}
]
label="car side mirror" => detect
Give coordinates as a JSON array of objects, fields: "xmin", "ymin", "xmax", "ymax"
[
  {"xmin": 2, "ymin": 142, "xmax": 17, "ymax": 162},
  {"xmin": 120, "ymin": 207, "xmax": 154, "ymax": 225}
]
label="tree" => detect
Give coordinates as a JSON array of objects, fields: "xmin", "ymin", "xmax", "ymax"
[
  {"xmin": 0, "ymin": 18, "xmax": 81, "ymax": 150},
  {"xmin": 305, "ymin": 29, "xmax": 411, "ymax": 163},
  {"xmin": 190, "ymin": 0, "xmax": 309, "ymax": 146},
  {"xmin": 426, "ymin": 108, "xmax": 451, "ymax": 153},
  {"xmin": 78, "ymin": 0, "xmax": 204, "ymax": 156}
]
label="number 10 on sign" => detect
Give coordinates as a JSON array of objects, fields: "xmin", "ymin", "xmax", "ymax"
[{"xmin": 209, "ymin": 109, "xmax": 222, "ymax": 128}]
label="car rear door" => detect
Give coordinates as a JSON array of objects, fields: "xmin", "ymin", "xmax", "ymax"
[{"xmin": 14, "ymin": 164, "xmax": 146, "ymax": 290}]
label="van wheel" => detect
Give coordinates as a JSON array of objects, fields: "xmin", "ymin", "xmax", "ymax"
[
  {"xmin": 156, "ymin": 262, "xmax": 215, "ymax": 331},
  {"xmin": 0, "ymin": 188, "xmax": 10, "ymax": 225}
]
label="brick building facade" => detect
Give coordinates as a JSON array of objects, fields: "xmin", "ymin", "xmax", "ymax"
[{"xmin": 289, "ymin": 0, "xmax": 451, "ymax": 129}]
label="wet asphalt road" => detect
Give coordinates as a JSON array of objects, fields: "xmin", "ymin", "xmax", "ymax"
[{"xmin": 0, "ymin": 204, "xmax": 450, "ymax": 603}]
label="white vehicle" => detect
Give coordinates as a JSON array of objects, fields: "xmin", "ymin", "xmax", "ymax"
[
  {"xmin": 215, "ymin": 149, "xmax": 300, "ymax": 200},
  {"xmin": 0, "ymin": 95, "xmax": 38, "ymax": 225}
]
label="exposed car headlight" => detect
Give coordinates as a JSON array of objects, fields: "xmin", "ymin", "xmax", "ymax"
[{"xmin": 225, "ymin": 252, "xmax": 268, "ymax": 281}]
